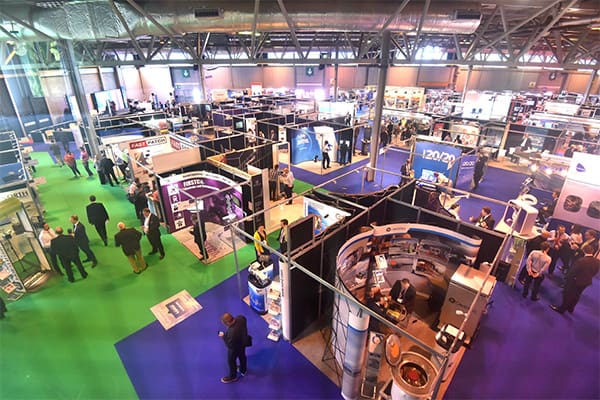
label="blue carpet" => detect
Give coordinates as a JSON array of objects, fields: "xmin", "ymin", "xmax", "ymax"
[
  {"xmin": 115, "ymin": 269, "xmax": 342, "ymax": 400},
  {"xmin": 446, "ymin": 276, "xmax": 600, "ymax": 399}
]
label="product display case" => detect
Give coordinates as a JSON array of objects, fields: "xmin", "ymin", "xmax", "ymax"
[{"xmin": 0, "ymin": 197, "xmax": 50, "ymax": 299}]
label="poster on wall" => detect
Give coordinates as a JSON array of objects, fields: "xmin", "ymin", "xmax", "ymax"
[
  {"xmin": 449, "ymin": 123, "xmax": 480, "ymax": 147},
  {"xmin": 413, "ymin": 140, "xmax": 462, "ymax": 184},
  {"xmin": 121, "ymin": 136, "xmax": 170, "ymax": 180},
  {"xmin": 290, "ymin": 127, "xmax": 322, "ymax": 164},
  {"xmin": 160, "ymin": 170, "xmax": 245, "ymax": 232},
  {"xmin": 303, "ymin": 197, "xmax": 351, "ymax": 235},
  {"xmin": 553, "ymin": 152, "xmax": 600, "ymax": 228}
]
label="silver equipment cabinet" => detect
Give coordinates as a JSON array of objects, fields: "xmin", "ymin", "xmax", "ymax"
[{"xmin": 439, "ymin": 264, "xmax": 496, "ymax": 343}]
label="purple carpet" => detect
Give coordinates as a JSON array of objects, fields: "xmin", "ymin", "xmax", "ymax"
[
  {"xmin": 114, "ymin": 270, "xmax": 342, "ymax": 400},
  {"xmin": 445, "ymin": 275, "xmax": 600, "ymax": 399}
]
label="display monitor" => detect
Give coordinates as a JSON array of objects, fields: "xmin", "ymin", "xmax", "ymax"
[{"xmin": 420, "ymin": 169, "xmax": 437, "ymax": 183}]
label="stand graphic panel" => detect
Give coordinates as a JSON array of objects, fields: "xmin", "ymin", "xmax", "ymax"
[{"xmin": 150, "ymin": 290, "xmax": 202, "ymax": 330}]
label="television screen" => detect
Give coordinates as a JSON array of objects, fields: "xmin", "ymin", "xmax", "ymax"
[{"xmin": 420, "ymin": 169, "xmax": 437, "ymax": 182}]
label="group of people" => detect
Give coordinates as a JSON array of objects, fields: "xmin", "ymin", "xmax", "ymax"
[
  {"xmin": 519, "ymin": 225, "xmax": 599, "ymax": 314},
  {"xmin": 267, "ymin": 165, "xmax": 295, "ymax": 205},
  {"xmin": 38, "ymin": 193, "xmax": 169, "ymax": 280}
]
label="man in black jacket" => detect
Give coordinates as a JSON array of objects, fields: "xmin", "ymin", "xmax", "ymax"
[
  {"xmin": 50, "ymin": 226, "xmax": 88, "ymax": 282},
  {"xmin": 86, "ymin": 195, "xmax": 109, "ymax": 246},
  {"xmin": 218, "ymin": 313, "xmax": 250, "ymax": 383},
  {"xmin": 142, "ymin": 208, "xmax": 164, "ymax": 259},
  {"xmin": 389, "ymin": 278, "xmax": 417, "ymax": 314},
  {"xmin": 70, "ymin": 215, "xmax": 97, "ymax": 268},
  {"xmin": 100, "ymin": 155, "xmax": 118, "ymax": 186},
  {"xmin": 190, "ymin": 214, "xmax": 208, "ymax": 261},
  {"xmin": 114, "ymin": 222, "xmax": 147, "ymax": 274},
  {"xmin": 551, "ymin": 245, "xmax": 600, "ymax": 314}
]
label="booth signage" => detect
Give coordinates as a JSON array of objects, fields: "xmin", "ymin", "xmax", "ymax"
[
  {"xmin": 454, "ymin": 154, "xmax": 478, "ymax": 191},
  {"xmin": 129, "ymin": 136, "xmax": 169, "ymax": 149},
  {"xmin": 160, "ymin": 171, "xmax": 244, "ymax": 232},
  {"xmin": 413, "ymin": 141, "xmax": 462, "ymax": 182},
  {"xmin": 290, "ymin": 128, "xmax": 322, "ymax": 164}
]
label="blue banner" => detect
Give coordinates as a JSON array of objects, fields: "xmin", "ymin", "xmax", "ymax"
[
  {"xmin": 290, "ymin": 127, "xmax": 322, "ymax": 164},
  {"xmin": 413, "ymin": 141, "xmax": 462, "ymax": 186},
  {"xmin": 455, "ymin": 154, "xmax": 478, "ymax": 191}
]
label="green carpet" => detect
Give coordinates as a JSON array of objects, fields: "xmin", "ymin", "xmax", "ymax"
[{"xmin": 0, "ymin": 152, "xmax": 277, "ymax": 399}]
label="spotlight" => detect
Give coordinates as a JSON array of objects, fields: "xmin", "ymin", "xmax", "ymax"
[
  {"xmin": 544, "ymin": 167, "xmax": 553, "ymax": 175},
  {"xmin": 530, "ymin": 164, "xmax": 538, "ymax": 172}
]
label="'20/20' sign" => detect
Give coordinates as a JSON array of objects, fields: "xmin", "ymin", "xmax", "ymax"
[{"xmin": 421, "ymin": 149, "xmax": 456, "ymax": 165}]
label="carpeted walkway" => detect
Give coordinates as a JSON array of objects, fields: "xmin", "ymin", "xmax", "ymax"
[{"xmin": 115, "ymin": 268, "xmax": 341, "ymax": 400}]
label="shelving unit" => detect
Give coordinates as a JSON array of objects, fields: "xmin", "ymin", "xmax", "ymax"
[{"xmin": 266, "ymin": 281, "xmax": 281, "ymax": 342}]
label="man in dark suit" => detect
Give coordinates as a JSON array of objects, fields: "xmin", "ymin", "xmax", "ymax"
[
  {"xmin": 470, "ymin": 206, "xmax": 495, "ymax": 230},
  {"xmin": 389, "ymin": 278, "xmax": 417, "ymax": 314},
  {"xmin": 278, "ymin": 218, "xmax": 288, "ymax": 255},
  {"xmin": 86, "ymin": 195, "xmax": 109, "ymax": 246},
  {"xmin": 551, "ymin": 245, "xmax": 599, "ymax": 314},
  {"xmin": 50, "ymin": 226, "xmax": 88, "ymax": 282},
  {"xmin": 190, "ymin": 213, "xmax": 209, "ymax": 261},
  {"xmin": 142, "ymin": 208, "xmax": 164, "ymax": 259},
  {"xmin": 70, "ymin": 215, "xmax": 97, "ymax": 268},
  {"xmin": 218, "ymin": 312, "xmax": 250, "ymax": 383},
  {"xmin": 100, "ymin": 155, "xmax": 118, "ymax": 186},
  {"xmin": 114, "ymin": 221, "xmax": 147, "ymax": 274}
]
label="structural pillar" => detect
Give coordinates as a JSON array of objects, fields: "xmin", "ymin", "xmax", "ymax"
[
  {"xmin": 366, "ymin": 30, "xmax": 391, "ymax": 182},
  {"xmin": 333, "ymin": 63, "xmax": 339, "ymax": 101},
  {"xmin": 199, "ymin": 63, "xmax": 208, "ymax": 102},
  {"xmin": 60, "ymin": 40, "xmax": 100, "ymax": 156},
  {"xmin": 461, "ymin": 65, "xmax": 473, "ymax": 103},
  {"xmin": 582, "ymin": 69, "xmax": 598, "ymax": 105}
]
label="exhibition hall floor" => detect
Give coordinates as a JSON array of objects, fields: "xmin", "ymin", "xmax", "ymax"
[{"xmin": 1, "ymin": 147, "xmax": 598, "ymax": 400}]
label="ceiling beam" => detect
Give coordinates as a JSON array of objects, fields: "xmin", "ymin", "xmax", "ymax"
[
  {"xmin": 377, "ymin": 0, "xmax": 412, "ymax": 35},
  {"xmin": 107, "ymin": 0, "xmax": 147, "ymax": 63},
  {"xmin": 276, "ymin": 0, "xmax": 303, "ymax": 59},
  {"xmin": 410, "ymin": 0, "xmax": 430, "ymax": 61},
  {"xmin": 250, "ymin": 0, "xmax": 260, "ymax": 58}
]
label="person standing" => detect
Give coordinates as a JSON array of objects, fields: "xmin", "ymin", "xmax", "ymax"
[
  {"xmin": 218, "ymin": 312, "xmax": 250, "ymax": 383},
  {"xmin": 322, "ymin": 140, "xmax": 332, "ymax": 169},
  {"xmin": 551, "ymin": 245, "xmax": 600, "ymax": 314},
  {"xmin": 278, "ymin": 219, "xmax": 288, "ymax": 254},
  {"xmin": 115, "ymin": 155, "xmax": 129, "ymax": 182},
  {"xmin": 94, "ymin": 154, "xmax": 107, "ymax": 185},
  {"xmin": 114, "ymin": 222, "xmax": 147, "ymax": 274},
  {"xmin": 50, "ymin": 226, "xmax": 88, "ymax": 282},
  {"xmin": 469, "ymin": 207, "xmax": 495, "ymax": 230},
  {"xmin": 49, "ymin": 139, "xmax": 63, "ymax": 166},
  {"xmin": 142, "ymin": 208, "xmax": 164, "ymax": 260},
  {"xmin": 70, "ymin": 215, "xmax": 97, "ymax": 268},
  {"xmin": 134, "ymin": 185, "xmax": 149, "ymax": 225},
  {"xmin": 190, "ymin": 214, "xmax": 209, "ymax": 261},
  {"xmin": 268, "ymin": 164, "xmax": 280, "ymax": 201},
  {"xmin": 547, "ymin": 224, "xmax": 570, "ymax": 275},
  {"xmin": 389, "ymin": 278, "xmax": 417, "ymax": 314},
  {"xmin": 522, "ymin": 242, "xmax": 551, "ymax": 301},
  {"xmin": 253, "ymin": 225, "xmax": 269, "ymax": 262},
  {"xmin": 400, "ymin": 159, "xmax": 413, "ymax": 186},
  {"xmin": 86, "ymin": 195, "xmax": 109, "ymax": 246},
  {"xmin": 339, "ymin": 140, "xmax": 349, "ymax": 165},
  {"xmin": 282, "ymin": 167, "xmax": 294, "ymax": 205},
  {"xmin": 79, "ymin": 146, "xmax": 93, "ymax": 177},
  {"xmin": 38, "ymin": 222, "xmax": 61, "ymax": 275},
  {"xmin": 64, "ymin": 151, "xmax": 82, "ymax": 177}
]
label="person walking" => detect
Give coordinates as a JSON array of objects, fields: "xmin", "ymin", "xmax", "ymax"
[
  {"xmin": 114, "ymin": 222, "xmax": 147, "ymax": 274},
  {"xmin": 49, "ymin": 139, "xmax": 63, "ymax": 166},
  {"xmin": 64, "ymin": 151, "xmax": 82, "ymax": 177},
  {"xmin": 38, "ymin": 222, "xmax": 62, "ymax": 275},
  {"xmin": 551, "ymin": 245, "xmax": 600, "ymax": 314},
  {"xmin": 282, "ymin": 167, "xmax": 294, "ymax": 205},
  {"xmin": 133, "ymin": 185, "xmax": 149, "ymax": 225},
  {"xmin": 522, "ymin": 242, "xmax": 551, "ymax": 301},
  {"xmin": 79, "ymin": 146, "xmax": 94, "ymax": 177},
  {"xmin": 218, "ymin": 312, "xmax": 250, "ymax": 383},
  {"xmin": 50, "ymin": 226, "xmax": 88, "ymax": 282},
  {"xmin": 100, "ymin": 154, "xmax": 118, "ymax": 186},
  {"xmin": 94, "ymin": 154, "xmax": 107, "ymax": 184},
  {"xmin": 86, "ymin": 195, "xmax": 109, "ymax": 246},
  {"xmin": 70, "ymin": 215, "xmax": 97, "ymax": 268},
  {"xmin": 142, "ymin": 208, "xmax": 164, "ymax": 260},
  {"xmin": 190, "ymin": 213, "xmax": 209, "ymax": 261},
  {"xmin": 472, "ymin": 153, "xmax": 488, "ymax": 190}
]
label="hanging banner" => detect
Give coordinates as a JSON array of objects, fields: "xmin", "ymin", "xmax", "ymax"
[
  {"xmin": 303, "ymin": 197, "xmax": 351, "ymax": 235},
  {"xmin": 159, "ymin": 170, "xmax": 244, "ymax": 232}
]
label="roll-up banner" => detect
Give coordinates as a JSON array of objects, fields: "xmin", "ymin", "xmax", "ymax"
[
  {"xmin": 290, "ymin": 127, "xmax": 322, "ymax": 164},
  {"xmin": 454, "ymin": 154, "xmax": 478, "ymax": 191}
]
